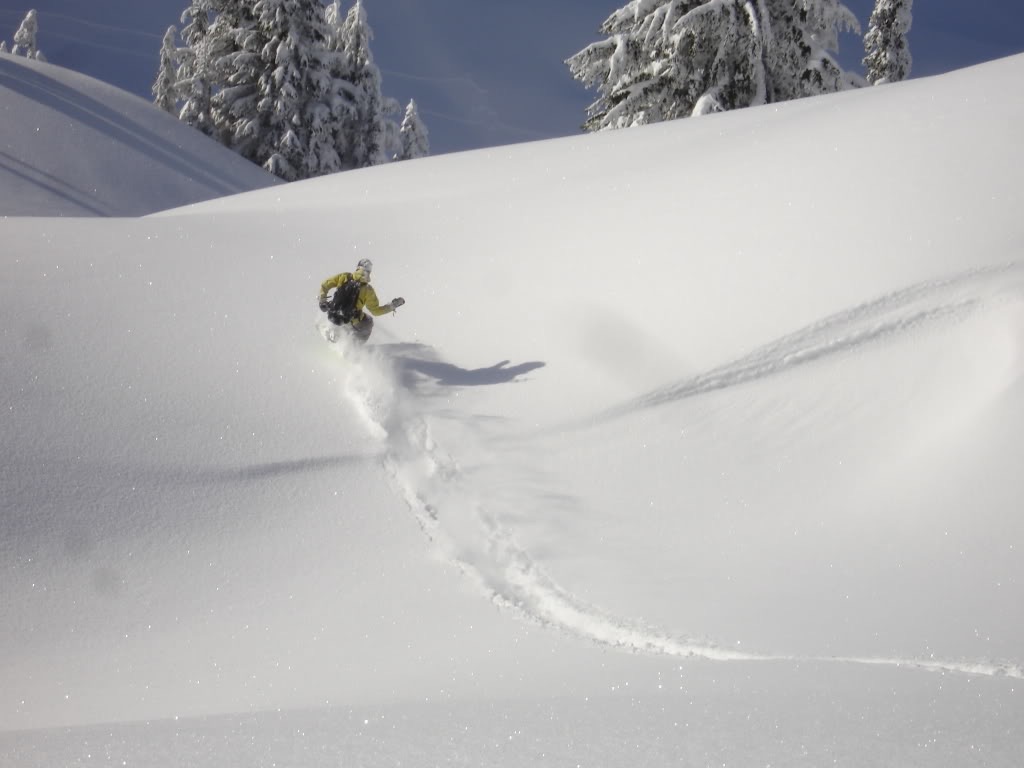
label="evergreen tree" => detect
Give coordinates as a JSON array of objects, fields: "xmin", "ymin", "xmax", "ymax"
[
  {"xmin": 567, "ymin": 0, "xmax": 859, "ymax": 130},
  {"xmin": 395, "ymin": 99, "xmax": 429, "ymax": 161},
  {"xmin": 863, "ymin": 0, "xmax": 912, "ymax": 85},
  {"xmin": 178, "ymin": 0, "xmax": 216, "ymax": 135},
  {"xmin": 246, "ymin": 0, "xmax": 338, "ymax": 180},
  {"xmin": 12, "ymin": 9, "xmax": 44, "ymax": 60},
  {"xmin": 206, "ymin": 0, "xmax": 262, "ymax": 149},
  {"xmin": 764, "ymin": 0, "xmax": 860, "ymax": 101},
  {"xmin": 321, "ymin": 0, "xmax": 360, "ymax": 168},
  {"xmin": 153, "ymin": 26, "xmax": 180, "ymax": 114},
  {"xmin": 165, "ymin": 0, "xmax": 408, "ymax": 179},
  {"xmin": 336, "ymin": 0, "xmax": 388, "ymax": 169},
  {"xmin": 324, "ymin": 0, "xmax": 345, "ymax": 47}
]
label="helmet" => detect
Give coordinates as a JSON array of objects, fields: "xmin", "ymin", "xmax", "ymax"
[{"xmin": 356, "ymin": 258, "xmax": 373, "ymax": 275}]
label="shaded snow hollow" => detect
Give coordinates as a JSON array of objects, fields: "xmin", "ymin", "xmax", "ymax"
[{"xmin": 1, "ymin": 54, "xmax": 1023, "ymax": 766}]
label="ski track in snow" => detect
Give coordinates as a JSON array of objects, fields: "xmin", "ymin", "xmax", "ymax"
[{"xmin": 319, "ymin": 266, "xmax": 1024, "ymax": 681}]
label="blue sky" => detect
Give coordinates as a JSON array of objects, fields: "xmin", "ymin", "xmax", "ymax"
[{"xmin": 2, "ymin": 1, "xmax": 1021, "ymax": 155}]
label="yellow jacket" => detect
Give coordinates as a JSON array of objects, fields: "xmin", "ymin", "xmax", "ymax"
[{"xmin": 319, "ymin": 271, "xmax": 393, "ymax": 317}]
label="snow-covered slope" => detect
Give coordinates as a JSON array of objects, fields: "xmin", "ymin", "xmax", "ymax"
[
  {"xmin": 0, "ymin": 53, "xmax": 279, "ymax": 216},
  {"xmin": 1, "ymin": 55, "xmax": 1023, "ymax": 766}
]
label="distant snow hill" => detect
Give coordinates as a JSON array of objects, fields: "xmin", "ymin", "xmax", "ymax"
[{"xmin": 0, "ymin": 53, "xmax": 280, "ymax": 217}]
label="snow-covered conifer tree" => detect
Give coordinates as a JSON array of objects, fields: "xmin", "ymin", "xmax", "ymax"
[
  {"xmin": 153, "ymin": 26, "xmax": 180, "ymax": 114},
  {"xmin": 335, "ymin": 0, "xmax": 389, "ymax": 169},
  {"xmin": 863, "ymin": 0, "xmax": 913, "ymax": 85},
  {"xmin": 320, "ymin": 0, "xmax": 361, "ymax": 168},
  {"xmin": 244, "ymin": 0, "xmax": 338, "ymax": 180},
  {"xmin": 165, "ymin": 0, "xmax": 401, "ymax": 179},
  {"xmin": 177, "ymin": 0, "xmax": 216, "ymax": 135},
  {"xmin": 567, "ymin": 0, "xmax": 859, "ymax": 130},
  {"xmin": 395, "ymin": 99, "xmax": 429, "ymax": 161},
  {"xmin": 12, "ymin": 9, "xmax": 44, "ymax": 60},
  {"xmin": 204, "ymin": 0, "xmax": 261, "ymax": 148},
  {"xmin": 765, "ymin": 0, "xmax": 860, "ymax": 101},
  {"xmin": 324, "ymin": 0, "xmax": 345, "ymax": 48}
]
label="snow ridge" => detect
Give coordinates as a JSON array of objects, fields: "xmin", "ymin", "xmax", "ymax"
[
  {"xmin": 598, "ymin": 262, "xmax": 1024, "ymax": 424},
  {"xmin": 328, "ymin": 320, "xmax": 1024, "ymax": 682}
]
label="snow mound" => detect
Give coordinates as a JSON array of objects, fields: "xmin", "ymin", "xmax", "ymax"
[
  {"xmin": 0, "ymin": 53, "xmax": 280, "ymax": 217},
  {"xmin": 2, "ymin": 51, "xmax": 1024, "ymax": 767}
]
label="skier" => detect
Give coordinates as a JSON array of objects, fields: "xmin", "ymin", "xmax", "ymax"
[{"xmin": 318, "ymin": 258, "xmax": 405, "ymax": 342}]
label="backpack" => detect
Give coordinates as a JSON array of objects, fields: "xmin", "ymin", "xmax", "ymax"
[{"xmin": 330, "ymin": 274, "xmax": 364, "ymax": 323}]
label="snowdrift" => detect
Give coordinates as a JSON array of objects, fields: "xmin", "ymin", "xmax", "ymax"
[
  {"xmin": 0, "ymin": 53, "xmax": 278, "ymax": 216},
  {"xmin": 1, "ymin": 54, "xmax": 1023, "ymax": 766}
]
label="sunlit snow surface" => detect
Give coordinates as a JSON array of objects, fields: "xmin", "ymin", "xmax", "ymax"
[{"xmin": 2, "ymin": 53, "xmax": 1023, "ymax": 766}]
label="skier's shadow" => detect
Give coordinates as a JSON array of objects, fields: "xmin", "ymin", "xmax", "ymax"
[{"xmin": 385, "ymin": 343, "xmax": 545, "ymax": 388}]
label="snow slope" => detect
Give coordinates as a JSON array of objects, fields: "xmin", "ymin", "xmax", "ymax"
[
  {"xmin": 2, "ymin": 55, "xmax": 1023, "ymax": 765},
  {"xmin": 0, "ymin": 53, "xmax": 278, "ymax": 216}
]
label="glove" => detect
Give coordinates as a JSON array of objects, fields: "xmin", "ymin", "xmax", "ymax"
[
  {"xmin": 390, "ymin": 297, "xmax": 405, "ymax": 309},
  {"xmin": 318, "ymin": 295, "xmax": 329, "ymax": 312}
]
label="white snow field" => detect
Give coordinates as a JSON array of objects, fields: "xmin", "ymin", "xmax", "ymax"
[
  {"xmin": 0, "ymin": 54, "xmax": 279, "ymax": 216},
  {"xmin": 2, "ymin": 52, "xmax": 1023, "ymax": 766}
]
